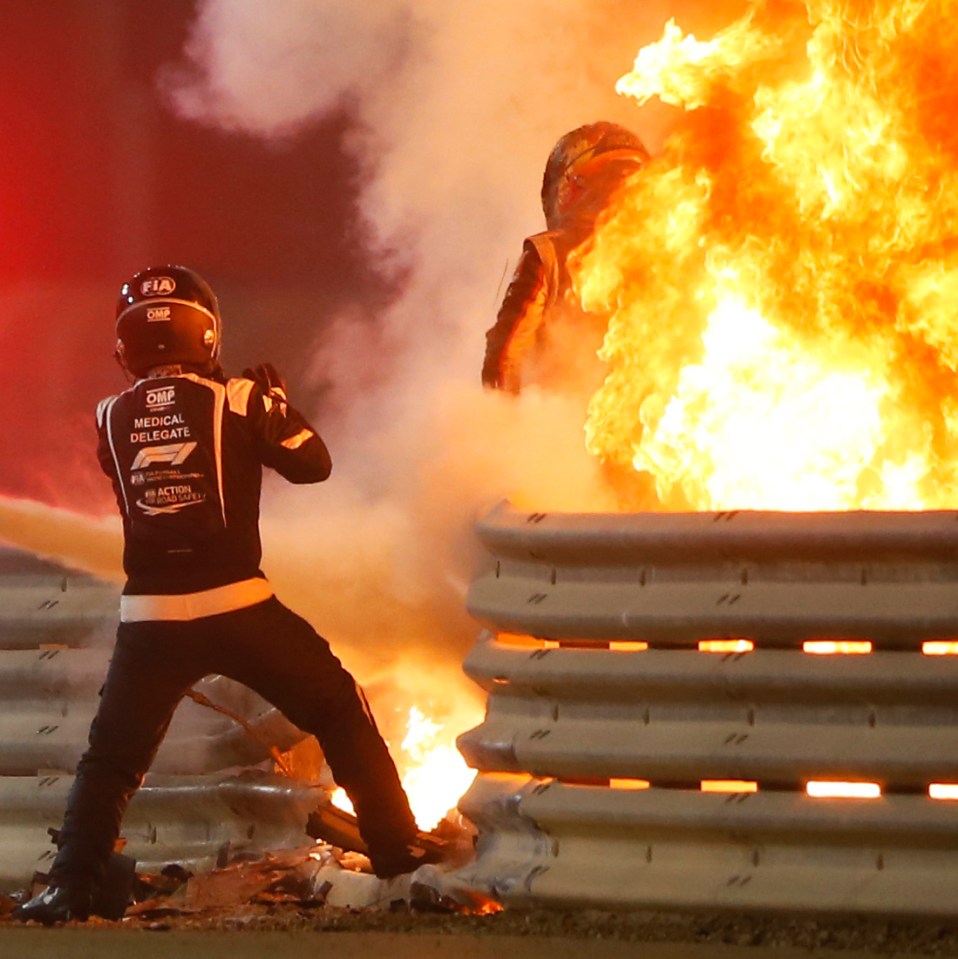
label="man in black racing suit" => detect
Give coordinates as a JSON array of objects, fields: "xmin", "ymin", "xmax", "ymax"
[{"xmin": 15, "ymin": 265, "xmax": 430, "ymax": 924}]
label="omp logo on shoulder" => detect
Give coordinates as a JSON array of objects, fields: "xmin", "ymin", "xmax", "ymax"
[
  {"xmin": 131, "ymin": 441, "xmax": 197, "ymax": 471},
  {"xmin": 146, "ymin": 386, "xmax": 175, "ymax": 408},
  {"xmin": 140, "ymin": 276, "xmax": 176, "ymax": 296}
]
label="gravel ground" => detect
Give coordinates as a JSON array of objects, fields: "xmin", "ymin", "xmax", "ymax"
[
  {"xmin": 9, "ymin": 898, "xmax": 958, "ymax": 956},
  {"xmin": 118, "ymin": 904, "xmax": 958, "ymax": 955},
  {"xmin": 6, "ymin": 848, "xmax": 958, "ymax": 956}
]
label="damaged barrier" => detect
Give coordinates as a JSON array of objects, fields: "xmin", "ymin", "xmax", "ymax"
[
  {"xmin": 0, "ymin": 547, "xmax": 321, "ymax": 891},
  {"xmin": 455, "ymin": 500, "xmax": 958, "ymax": 916}
]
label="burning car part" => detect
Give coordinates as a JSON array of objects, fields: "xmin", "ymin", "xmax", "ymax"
[{"xmin": 455, "ymin": 501, "xmax": 958, "ymax": 915}]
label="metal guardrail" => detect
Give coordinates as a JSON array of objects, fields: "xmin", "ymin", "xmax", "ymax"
[
  {"xmin": 455, "ymin": 500, "xmax": 958, "ymax": 916},
  {"xmin": 0, "ymin": 648, "xmax": 309, "ymax": 776},
  {"xmin": 0, "ymin": 548, "xmax": 323, "ymax": 891},
  {"xmin": 0, "ymin": 566, "xmax": 120, "ymax": 649},
  {"xmin": 0, "ymin": 773, "xmax": 325, "ymax": 889}
]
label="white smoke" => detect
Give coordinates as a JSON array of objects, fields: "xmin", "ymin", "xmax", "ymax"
[
  {"xmin": 0, "ymin": 2, "xmax": 715, "ymax": 740},
  {"xmin": 0, "ymin": 497, "xmax": 122, "ymax": 585},
  {"xmin": 164, "ymin": 0, "xmax": 684, "ymax": 375},
  {"xmin": 162, "ymin": 0, "xmax": 692, "ymax": 725}
]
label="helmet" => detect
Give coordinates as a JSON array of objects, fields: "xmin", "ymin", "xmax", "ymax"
[
  {"xmin": 541, "ymin": 121, "xmax": 650, "ymax": 229},
  {"xmin": 115, "ymin": 265, "xmax": 221, "ymax": 377}
]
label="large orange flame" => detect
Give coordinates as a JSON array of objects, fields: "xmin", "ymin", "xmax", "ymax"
[
  {"xmin": 330, "ymin": 705, "xmax": 475, "ymax": 832},
  {"xmin": 570, "ymin": 0, "xmax": 958, "ymax": 511}
]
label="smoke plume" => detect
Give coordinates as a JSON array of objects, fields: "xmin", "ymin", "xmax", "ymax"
[
  {"xmin": 1, "ymin": 1, "xmax": 733, "ymax": 737},
  {"xmin": 0, "ymin": 497, "xmax": 122, "ymax": 585}
]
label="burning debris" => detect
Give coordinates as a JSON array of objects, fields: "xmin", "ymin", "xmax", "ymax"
[
  {"xmin": 0, "ymin": 624, "xmax": 480, "ymax": 926},
  {"xmin": 5, "ymin": 817, "xmax": 482, "ymax": 928},
  {"xmin": 3, "ymin": 762, "xmax": 480, "ymax": 926},
  {"xmin": 122, "ymin": 835, "xmax": 479, "ymax": 923}
]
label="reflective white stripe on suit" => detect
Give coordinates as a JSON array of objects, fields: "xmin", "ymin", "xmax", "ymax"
[{"xmin": 120, "ymin": 577, "xmax": 274, "ymax": 623}]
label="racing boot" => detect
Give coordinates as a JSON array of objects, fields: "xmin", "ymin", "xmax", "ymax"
[
  {"xmin": 369, "ymin": 833, "xmax": 449, "ymax": 879},
  {"xmin": 307, "ymin": 802, "xmax": 450, "ymax": 879},
  {"xmin": 13, "ymin": 884, "xmax": 92, "ymax": 924}
]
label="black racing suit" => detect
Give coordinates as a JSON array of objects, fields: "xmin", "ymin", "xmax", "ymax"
[{"xmin": 50, "ymin": 369, "xmax": 419, "ymax": 889}]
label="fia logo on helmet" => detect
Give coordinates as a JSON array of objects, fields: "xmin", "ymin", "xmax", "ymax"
[{"xmin": 140, "ymin": 276, "xmax": 176, "ymax": 296}]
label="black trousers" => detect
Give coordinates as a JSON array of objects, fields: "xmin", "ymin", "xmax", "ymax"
[{"xmin": 51, "ymin": 597, "xmax": 418, "ymax": 886}]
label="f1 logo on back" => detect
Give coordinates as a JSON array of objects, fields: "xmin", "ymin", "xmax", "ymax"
[
  {"xmin": 131, "ymin": 442, "xmax": 204, "ymax": 516},
  {"xmin": 131, "ymin": 442, "xmax": 197, "ymax": 471}
]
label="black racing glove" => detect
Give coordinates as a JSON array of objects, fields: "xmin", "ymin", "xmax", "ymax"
[{"xmin": 242, "ymin": 362, "xmax": 288, "ymax": 399}]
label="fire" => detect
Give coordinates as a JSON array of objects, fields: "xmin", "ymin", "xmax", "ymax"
[
  {"xmin": 397, "ymin": 705, "xmax": 476, "ymax": 830},
  {"xmin": 806, "ymin": 780, "xmax": 882, "ymax": 799},
  {"xmin": 803, "ymin": 640, "xmax": 873, "ymax": 654},
  {"xmin": 331, "ymin": 705, "xmax": 475, "ymax": 832},
  {"xmin": 701, "ymin": 780, "xmax": 758, "ymax": 793},
  {"xmin": 698, "ymin": 638, "xmax": 754, "ymax": 653},
  {"xmin": 922, "ymin": 641, "xmax": 958, "ymax": 655},
  {"xmin": 568, "ymin": 0, "xmax": 958, "ymax": 511}
]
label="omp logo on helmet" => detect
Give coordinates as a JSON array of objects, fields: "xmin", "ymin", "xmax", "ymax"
[
  {"xmin": 131, "ymin": 441, "xmax": 197, "ymax": 471},
  {"xmin": 140, "ymin": 276, "xmax": 176, "ymax": 296},
  {"xmin": 146, "ymin": 306, "xmax": 171, "ymax": 322},
  {"xmin": 145, "ymin": 386, "xmax": 175, "ymax": 409}
]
